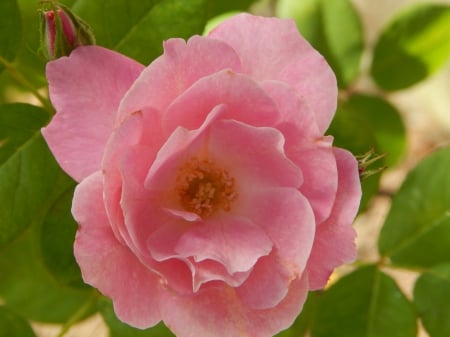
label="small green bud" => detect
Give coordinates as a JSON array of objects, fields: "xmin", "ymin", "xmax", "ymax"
[{"xmin": 40, "ymin": 2, "xmax": 95, "ymax": 60}]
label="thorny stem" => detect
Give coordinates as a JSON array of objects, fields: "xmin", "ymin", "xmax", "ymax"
[{"xmin": 0, "ymin": 56, "xmax": 54, "ymax": 114}]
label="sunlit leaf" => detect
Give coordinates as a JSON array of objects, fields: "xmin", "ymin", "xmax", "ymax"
[
  {"xmin": 0, "ymin": 306, "xmax": 36, "ymax": 337},
  {"xmin": 414, "ymin": 264, "xmax": 450, "ymax": 337},
  {"xmin": 371, "ymin": 4, "xmax": 450, "ymax": 90},
  {"xmin": 311, "ymin": 265, "xmax": 417, "ymax": 337},
  {"xmin": 276, "ymin": 0, "xmax": 364, "ymax": 88},
  {"xmin": 379, "ymin": 146, "xmax": 450, "ymax": 268}
]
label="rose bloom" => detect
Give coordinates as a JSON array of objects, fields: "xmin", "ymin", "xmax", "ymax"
[{"xmin": 42, "ymin": 14, "xmax": 361, "ymax": 337}]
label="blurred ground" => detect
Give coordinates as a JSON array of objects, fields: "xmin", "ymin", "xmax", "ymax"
[{"xmin": 33, "ymin": 0, "xmax": 450, "ymax": 336}]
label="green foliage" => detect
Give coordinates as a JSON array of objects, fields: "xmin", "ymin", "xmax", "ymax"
[
  {"xmin": 72, "ymin": 0, "xmax": 208, "ymax": 64},
  {"xmin": 275, "ymin": 291, "xmax": 321, "ymax": 337},
  {"xmin": 0, "ymin": 216, "xmax": 97, "ymax": 323},
  {"xmin": 371, "ymin": 4, "xmax": 450, "ymax": 91},
  {"xmin": 379, "ymin": 146, "xmax": 450, "ymax": 268},
  {"xmin": 311, "ymin": 265, "xmax": 417, "ymax": 337},
  {"xmin": 414, "ymin": 264, "xmax": 450, "ymax": 337},
  {"xmin": 40, "ymin": 185, "xmax": 87, "ymax": 289},
  {"xmin": 0, "ymin": 0, "xmax": 22, "ymax": 73},
  {"xmin": 0, "ymin": 306, "xmax": 36, "ymax": 337},
  {"xmin": 328, "ymin": 94, "xmax": 406, "ymax": 211},
  {"xmin": 277, "ymin": 0, "xmax": 364, "ymax": 88}
]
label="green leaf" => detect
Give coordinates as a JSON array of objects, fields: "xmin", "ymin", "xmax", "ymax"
[
  {"xmin": 340, "ymin": 94, "xmax": 406, "ymax": 167},
  {"xmin": 100, "ymin": 298, "xmax": 175, "ymax": 337},
  {"xmin": 206, "ymin": 0, "xmax": 257, "ymax": 17},
  {"xmin": 311, "ymin": 265, "xmax": 417, "ymax": 337},
  {"xmin": 414, "ymin": 264, "xmax": 450, "ymax": 337},
  {"xmin": 40, "ymin": 183, "xmax": 87, "ymax": 289},
  {"xmin": 0, "ymin": 216, "xmax": 98, "ymax": 323},
  {"xmin": 371, "ymin": 4, "xmax": 450, "ymax": 91},
  {"xmin": 277, "ymin": 0, "xmax": 364, "ymax": 88},
  {"xmin": 0, "ymin": 0, "xmax": 21, "ymax": 72},
  {"xmin": 275, "ymin": 291, "xmax": 321, "ymax": 337},
  {"xmin": 72, "ymin": 0, "xmax": 208, "ymax": 64},
  {"xmin": 0, "ymin": 103, "xmax": 49, "ymax": 165},
  {"xmin": 378, "ymin": 146, "xmax": 450, "ymax": 268},
  {"xmin": 0, "ymin": 104, "xmax": 68, "ymax": 247},
  {"xmin": 0, "ymin": 306, "xmax": 36, "ymax": 337}
]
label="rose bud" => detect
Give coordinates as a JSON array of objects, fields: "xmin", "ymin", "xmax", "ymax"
[{"xmin": 40, "ymin": 3, "xmax": 95, "ymax": 60}]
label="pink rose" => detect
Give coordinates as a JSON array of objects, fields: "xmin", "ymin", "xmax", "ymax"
[{"xmin": 42, "ymin": 14, "xmax": 361, "ymax": 337}]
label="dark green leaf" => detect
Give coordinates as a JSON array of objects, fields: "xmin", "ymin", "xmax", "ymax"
[
  {"xmin": 0, "ymin": 306, "xmax": 36, "ymax": 337},
  {"xmin": 311, "ymin": 265, "xmax": 417, "ymax": 337},
  {"xmin": 40, "ymin": 183, "xmax": 88, "ymax": 289},
  {"xmin": 0, "ymin": 0, "xmax": 21, "ymax": 73},
  {"xmin": 100, "ymin": 298, "xmax": 175, "ymax": 337},
  {"xmin": 371, "ymin": 4, "xmax": 450, "ymax": 91},
  {"xmin": 328, "ymin": 93, "xmax": 406, "ymax": 211},
  {"xmin": 277, "ymin": 0, "xmax": 364, "ymax": 88},
  {"xmin": 378, "ymin": 146, "xmax": 450, "ymax": 268},
  {"xmin": 0, "ymin": 103, "xmax": 49, "ymax": 165},
  {"xmin": 206, "ymin": 0, "xmax": 256, "ymax": 17},
  {"xmin": 72, "ymin": 0, "xmax": 208, "ymax": 64},
  {"xmin": 275, "ymin": 291, "xmax": 321, "ymax": 337},
  {"xmin": 414, "ymin": 264, "xmax": 450, "ymax": 337},
  {"xmin": 340, "ymin": 94, "xmax": 406, "ymax": 167},
  {"xmin": 0, "ymin": 217, "xmax": 97, "ymax": 323},
  {"xmin": 0, "ymin": 104, "xmax": 74, "ymax": 247}
]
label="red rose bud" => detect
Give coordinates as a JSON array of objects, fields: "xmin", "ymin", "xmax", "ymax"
[{"xmin": 40, "ymin": 3, "xmax": 95, "ymax": 60}]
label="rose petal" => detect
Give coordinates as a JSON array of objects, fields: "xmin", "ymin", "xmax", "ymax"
[
  {"xmin": 176, "ymin": 215, "xmax": 272, "ymax": 275},
  {"xmin": 162, "ymin": 70, "xmax": 279, "ymax": 134},
  {"xmin": 103, "ymin": 109, "xmax": 163, "ymax": 246},
  {"xmin": 209, "ymin": 13, "xmax": 337, "ymax": 133},
  {"xmin": 42, "ymin": 46, "xmax": 144, "ymax": 182},
  {"xmin": 72, "ymin": 171, "xmax": 162, "ymax": 328},
  {"xmin": 236, "ymin": 252, "xmax": 293, "ymax": 310},
  {"xmin": 117, "ymin": 36, "xmax": 242, "ymax": 123},
  {"xmin": 306, "ymin": 148, "xmax": 361, "ymax": 289},
  {"xmin": 207, "ymin": 119, "xmax": 303, "ymax": 190},
  {"xmin": 288, "ymin": 138, "xmax": 339, "ymax": 224},
  {"xmin": 160, "ymin": 274, "xmax": 309, "ymax": 337},
  {"xmin": 245, "ymin": 187, "xmax": 315, "ymax": 274}
]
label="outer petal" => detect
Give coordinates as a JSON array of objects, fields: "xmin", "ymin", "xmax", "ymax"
[
  {"xmin": 117, "ymin": 36, "xmax": 242, "ymax": 122},
  {"xmin": 288, "ymin": 138, "xmax": 338, "ymax": 224},
  {"xmin": 72, "ymin": 171, "xmax": 163, "ymax": 328},
  {"xmin": 306, "ymin": 148, "xmax": 361, "ymax": 290},
  {"xmin": 209, "ymin": 14, "xmax": 337, "ymax": 133},
  {"xmin": 160, "ymin": 275, "xmax": 309, "ymax": 337},
  {"xmin": 42, "ymin": 46, "xmax": 144, "ymax": 182}
]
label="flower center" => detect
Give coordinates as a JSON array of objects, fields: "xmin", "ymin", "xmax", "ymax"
[{"xmin": 176, "ymin": 157, "xmax": 237, "ymax": 218}]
